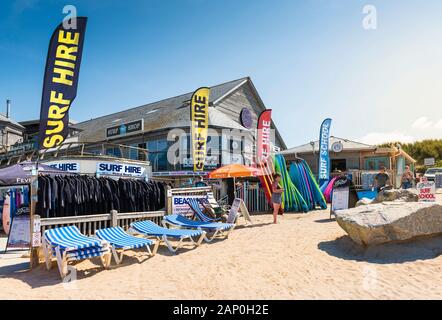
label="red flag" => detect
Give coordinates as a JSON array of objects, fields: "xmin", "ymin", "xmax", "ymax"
[{"xmin": 256, "ymin": 109, "xmax": 272, "ymax": 162}]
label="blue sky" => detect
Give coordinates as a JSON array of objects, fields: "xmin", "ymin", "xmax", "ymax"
[{"xmin": 1, "ymin": 0, "xmax": 442, "ymax": 147}]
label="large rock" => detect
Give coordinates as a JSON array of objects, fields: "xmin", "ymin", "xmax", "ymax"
[
  {"xmin": 373, "ymin": 189, "xmax": 418, "ymax": 203},
  {"xmin": 336, "ymin": 202, "xmax": 442, "ymax": 246}
]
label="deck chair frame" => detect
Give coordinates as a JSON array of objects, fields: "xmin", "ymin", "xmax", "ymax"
[
  {"xmin": 162, "ymin": 218, "xmax": 235, "ymax": 243},
  {"xmin": 42, "ymin": 235, "xmax": 111, "ymax": 279},
  {"xmin": 109, "ymin": 240, "xmax": 160, "ymax": 265},
  {"xmin": 128, "ymin": 227, "xmax": 206, "ymax": 254}
]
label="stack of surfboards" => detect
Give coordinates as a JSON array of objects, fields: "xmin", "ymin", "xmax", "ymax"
[
  {"xmin": 258, "ymin": 154, "xmax": 327, "ymax": 212},
  {"xmin": 289, "ymin": 160, "xmax": 327, "ymax": 210}
]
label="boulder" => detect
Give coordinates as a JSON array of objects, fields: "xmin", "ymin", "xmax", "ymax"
[
  {"xmin": 335, "ymin": 202, "xmax": 442, "ymax": 246},
  {"xmin": 356, "ymin": 198, "xmax": 373, "ymax": 207},
  {"xmin": 373, "ymin": 189, "xmax": 418, "ymax": 203}
]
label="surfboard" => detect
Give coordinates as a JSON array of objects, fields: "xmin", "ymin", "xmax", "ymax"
[{"xmin": 2, "ymin": 195, "xmax": 11, "ymax": 235}]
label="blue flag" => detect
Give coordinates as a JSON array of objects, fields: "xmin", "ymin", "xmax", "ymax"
[{"xmin": 318, "ymin": 118, "xmax": 332, "ymax": 184}]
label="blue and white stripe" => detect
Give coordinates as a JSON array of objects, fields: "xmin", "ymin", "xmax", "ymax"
[
  {"xmin": 131, "ymin": 220, "xmax": 204, "ymax": 238},
  {"xmin": 186, "ymin": 198, "xmax": 218, "ymax": 223},
  {"xmin": 45, "ymin": 226, "xmax": 106, "ymax": 251},
  {"xmin": 96, "ymin": 227, "xmax": 154, "ymax": 250},
  {"xmin": 165, "ymin": 214, "xmax": 234, "ymax": 231}
]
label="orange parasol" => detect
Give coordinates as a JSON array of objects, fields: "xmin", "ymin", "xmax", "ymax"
[{"xmin": 208, "ymin": 164, "xmax": 261, "ymax": 179}]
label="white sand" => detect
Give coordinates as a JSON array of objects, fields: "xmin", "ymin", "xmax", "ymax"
[{"xmin": 0, "ymin": 210, "xmax": 441, "ymax": 299}]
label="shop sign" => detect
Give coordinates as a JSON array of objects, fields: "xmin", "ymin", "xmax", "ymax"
[
  {"xmin": 96, "ymin": 162, "xmax": 146, "ymax": 177},
  {"xmin": 424, "ymin": 158, "xmax": 435, "ymax": 166},
  {"xmin": 46, "ymin": 162, "xmax": 80, "ymax": 173},
  {"xmin": 183, "ymin": 156, "xmax": 219, "ymax": 169},
  {"xmin": 256, "ymin": 110, "xmax": 272, "ymax": 162},
  {"xmin": 417, "ymin": 181, "xmax": 436, "ymax": 202},
  {"xmin": 227, "ymin": 198, "xmax": 252, "ymax": 224},
  {"xmin": 190, "ymin": 87, "xmax": 210, "ymax": 171},
  {"xmin": 106, "ymin": 119, "xmax": 143, "ymax": 138},
  {"xmin": 39, "ymin": 18, "xmax": 88, "ymax": 150},
  {"xmin": 318, "ymin": 118, "xmax": 332, "ymax": 184},
  {"xmin": 172, "ymin": 195, "xmax": 208, "ymax": 216}
]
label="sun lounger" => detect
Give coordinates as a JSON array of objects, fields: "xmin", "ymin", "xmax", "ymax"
[
  {"xmin": 42, "ymin": 226, "xmax": 112, "ymax": 279},
  {"xmin": 163, "ymin": 214, "xmax": 235, "ymax": 243},
  {"xmin": 95, "ymin": 227, "xmax": 159, "ymax": 264},
  {"xmin": 186, "ymin": 198, "xmax": 221, "ymax": 223},
  {"xmin": 129, "ymin": 220, "xmax": 206, "ymax": 253}
]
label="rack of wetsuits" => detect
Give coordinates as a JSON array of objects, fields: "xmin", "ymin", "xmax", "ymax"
[{"xmin": 37, "ymin": 175, "xmax": 166, "ymax": 218}]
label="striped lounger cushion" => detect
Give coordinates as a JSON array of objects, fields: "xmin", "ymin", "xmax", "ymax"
[
  {"xmin": 131, "ymin": 220, "xmax": 205, "ymax": 238},
  {"xmin": 96, "ymin": 227, "xmax": 154, "ymax": 249},
  {"xmin": 45, "ymin": 226, "xmax": 107, "ymax": 251},
  {"xmin": 166, "ymin": 214, "xmax": 234, "ymax": 231}
]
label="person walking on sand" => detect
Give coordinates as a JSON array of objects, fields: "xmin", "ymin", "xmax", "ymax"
[
  {"xmin": 272, "ymin": 173, "xmax": 284, "ymax": 224},
  {"xmin": 401, "ymin": 165, "xmax": 414, "ymax": 189}
]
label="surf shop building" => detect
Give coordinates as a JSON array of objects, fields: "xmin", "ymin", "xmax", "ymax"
[
  {"xmin": 281, "ymin": 136, "xmax": 416, "ymax": 189},
  {"xmin": 0, "ymin": 77, "xmax": 287, "ymax": 183}
]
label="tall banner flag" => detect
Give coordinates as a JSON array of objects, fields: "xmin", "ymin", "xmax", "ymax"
[
  {"xmin": 39, "ymin": 17, "xmax": 88, "ymax": 150},
  {"xmin": 256, "ymin": 109, "xmax": 272, "ymax": 162},
  {"xmin": 318, "ymin": 118, "xmax": 332, "ymax": 184},
  {"xmin": 190, "ymin": 87, "xmax": 210, "ymax": 171}
]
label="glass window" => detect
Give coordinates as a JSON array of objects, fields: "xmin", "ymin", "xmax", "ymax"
[{"xmin": 146, "ymin": 139, "xmax": 169, "ymax": 171}]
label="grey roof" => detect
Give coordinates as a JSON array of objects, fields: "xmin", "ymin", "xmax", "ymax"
[
  {"xmin": 74, "ymin": 77, "xmax": 250, "ymax": 141},
  {"xmin": 0, "ymin": 113, "xmax": 25, "ymax": 130},
  {"xmin": 281, "ymin": 136, "xmax": 376, "ymax": 154}
]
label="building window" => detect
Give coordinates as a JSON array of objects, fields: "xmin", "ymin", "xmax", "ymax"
[
  {"xmin": 106, "ymin": 147, "xmax": 121, "ymax": 158},
  {"xmin": 147, "ymin": 139, "xmax": 169, "ymax": 171}
]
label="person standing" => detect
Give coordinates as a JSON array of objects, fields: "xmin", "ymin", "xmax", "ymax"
[
  {"xmin": 401, "ymin": 165, "xmax": 414, "ymax": 189},
  {"xmin": 195, "ymin": 176, "xmax": 208, "ymax": 188},
  {"xmin": 272, "ymin": 173, "xmax": 284, "ymax": 224},
  {"xmin": 373, "ymin": 166, "xmax": 391, "ymax": 192}
]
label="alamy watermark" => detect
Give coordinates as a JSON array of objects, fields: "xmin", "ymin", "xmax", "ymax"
[
  {"xmin": 362, "ymin": 4, "xmax": 377, "ymax": 30},
  {"xmin": 362, "ymin": 265, "xmax": 378, "ymax": 291}
]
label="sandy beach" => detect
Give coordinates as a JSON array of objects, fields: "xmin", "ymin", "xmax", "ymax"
[{"xmin": 0, "ymin": 209, "xmax": 441, "ymax": 300}]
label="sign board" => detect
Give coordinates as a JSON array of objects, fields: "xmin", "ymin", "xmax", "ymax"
[
  {"xmin": 331, "ymin": 141, "xmax": 343, "ymax": 153},
  {"xmin": 172, "ymin": 195, "xmax": 208, "ymax": 216},
  {"xmin": 417, "ymin": 181, "xmax": 436, "ymax": 202},
  {"xmin": 182, "ymin": 156, "xmax": 219, "ymax": 169},
  {"xmin": 106, "ymin": 119, "xmax": 143, "ymax": 138},
  {"xmin": 96, "ymin": 162, "xmax": 146, "ymax": 177},
  {"xmin": 227, "ymin": 198, "xmax": 252, "ymax": 224},
  {"xmin": 424, "ymin": 158, "xmax": 435, "ymax": 166},
  {"xmin": 331, "ymin": 187, "xmax": 350, "ymax": 212},
  {"xmin": 318, "ymin": 118, "xmax": 332, "ymax": 184},
  {"xmin": 32, "ymin": 232, "xmax": 41, "ymax": 247},
  {"xmin": 6, "ymin": 215, "xmax": 31, "ymax": 251},
  {"xmin": 46, "ymin": 162, "xmax": 81, "ymax": 173}
]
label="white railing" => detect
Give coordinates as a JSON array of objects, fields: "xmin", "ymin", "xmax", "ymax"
[{"xmin": 40, "ymin": 210, "xmax": 165, "ymax": 236}]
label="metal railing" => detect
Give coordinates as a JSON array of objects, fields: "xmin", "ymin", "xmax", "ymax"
[
  {"xmin": 217, "ymin": 183, "xmax": 270, "ymax": 213},
  {"xmin": 0, "ymin": 141, "xmax": 151, "ymax": 167},
  {"xmin": 331, "ymin": 169, "xmax": 396, "ymax": 189}
]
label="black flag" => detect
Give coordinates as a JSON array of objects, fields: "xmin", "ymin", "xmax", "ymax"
[{"xmin": 38, "ymin": 17, "xmax": 87, "ymax": 150}]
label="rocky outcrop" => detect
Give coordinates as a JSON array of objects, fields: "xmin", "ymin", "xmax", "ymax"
[
  {"xmin": 373, "ymin": 189, "xmax": 419, "ymax": 203},
  {"xmin": 336, "ymin": 202, "xmax": 442, "ymax": 246}
]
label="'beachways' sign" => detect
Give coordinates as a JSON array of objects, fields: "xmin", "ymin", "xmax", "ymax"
[
  {"xmin": 417, "ymin": 181, "xmax": 436, "ymax": 202},
  {"xmin": 318, "ymin": 118, "xmax": 332, "ymax": 184},
  {"xmin": 172, "ymin": 195, "xmax": 207, "ymax": 216},
  {"xmin": 97, "ymin": 162, "xmax": 146, "ymax": 177}
]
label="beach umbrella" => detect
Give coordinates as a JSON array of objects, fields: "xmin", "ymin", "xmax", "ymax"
[
  {"xmin": 208, "ymin": 164, "xmax": 260, "ymax": 179},
  {"xmin": 208, "ymin": 164, "xmax": 260, "ymax": 198},
  {"xmin": 0, "ymin": 162, "xmax": 71, "ymax": 186}
]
